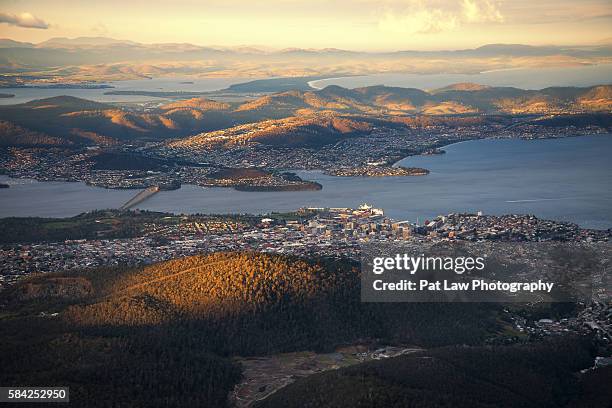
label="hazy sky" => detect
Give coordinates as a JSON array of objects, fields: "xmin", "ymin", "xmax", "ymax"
[{"xmin": 1, "ymin": 0, "xmax": 611, "ymax": 50}]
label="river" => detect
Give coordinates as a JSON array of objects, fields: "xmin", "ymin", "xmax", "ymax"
[{"xmin": 1, "ymin": 134, "xmax": 611, "ymax": 229}]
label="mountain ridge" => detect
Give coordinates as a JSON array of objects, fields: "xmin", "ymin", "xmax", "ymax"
[
  {"xmin": 1, "ymin": 37, "xmax": 610, "ymax": 56},
  {"xmin": 0, "ymin": 84, "xmax": 609, "ymax": 147}
]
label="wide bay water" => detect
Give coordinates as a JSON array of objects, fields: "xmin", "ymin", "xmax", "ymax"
[
  {"xmin": 2, "ymin": 64, "xmax": 611, "ymax": 106},
  {"xmin": 1, "ymin": 134, "xmax": 611, "ymax": 229},
  {"xmin": 0, "ymin": 77, "xmax": 255, "ymax": 105},
  {"xmin": 309, "ymin": 64, "xmax": 612, "ymax": 90}
]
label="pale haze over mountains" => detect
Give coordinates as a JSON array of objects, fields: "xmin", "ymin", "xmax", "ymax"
[{"xmin": 1, "ymin": 36, "xmax": 611, "ymax": 84}]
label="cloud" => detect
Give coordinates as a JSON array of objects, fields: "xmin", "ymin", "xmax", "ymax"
[
  {"xmin": 379, "ymin": 8, "xmax": 458, "ymax": 34},
  {"xmin": 0, "ymin": 12, "xmax": 49, "ymax": 29},
  {"xmin": 91, "ymin": 22, "xmax": 110, "ymax": 36},
  {"xmin": 378, "ymin": 0, "xmax": 503, "ymax": 34},
  {"xmin": 462, "ymin": 0, "xmax": 504, "ymax": 23}
]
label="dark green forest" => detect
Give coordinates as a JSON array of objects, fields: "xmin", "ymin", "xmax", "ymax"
[
  {"xmin": 257, "ymin": 338, "xmax": 609, "ymax": 408},
  {"xmin": 0, "ymin": 252, "xmax": 608, "ymax": 407}
]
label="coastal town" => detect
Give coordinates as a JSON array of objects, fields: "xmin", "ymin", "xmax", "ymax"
[
  {"xmin": 1, "ymin": 204, "xmax": 609, "ymax": 349},
  {"xmin": 2, "ymin": 205, "xmax": 610, "ymax": 286},
  {"xmin": 1, "ymin": 8, "xmax": 611, "ymax": 406},
  {"xmin": 0, "ymin": 147, "xmax": 320, "ymax": 191},
  {"xmin": 0, "ymin": 122, "xmax": 607, "ymax": 190},
  {"xmin": 328, "ymin": 165, "xmax": 429, "ymax": 177}
]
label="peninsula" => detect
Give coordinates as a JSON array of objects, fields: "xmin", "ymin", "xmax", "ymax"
[{"xmin": 328, "ymin": 166, "xmax": 430, "ymax": 177}]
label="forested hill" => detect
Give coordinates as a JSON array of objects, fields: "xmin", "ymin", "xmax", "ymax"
[
  {"xmin": 1, "ymin": 252, "xmax": 606, "ymax": 407},
  {"xmin": 6, "ymin": 252, "xmax": 500, "ymax": 354}
]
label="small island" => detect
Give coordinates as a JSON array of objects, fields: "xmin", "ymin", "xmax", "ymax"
[{"xmin": 328, "ymin": 165, "xmax": 430, "ymax": 177}]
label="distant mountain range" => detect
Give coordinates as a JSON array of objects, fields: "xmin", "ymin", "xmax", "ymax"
[
  {"xmin": 0, "ymin": 37, "xmax": 611, "ymax": 82},
  {"xmin": 1, "ymin": 36, "xmax": 610, "ymax": 57},
  {"xmin": 0, "ymin": 83, "xmax": 609, "ymax": 148}
]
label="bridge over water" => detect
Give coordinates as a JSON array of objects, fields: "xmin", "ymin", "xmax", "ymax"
[{"xmin": 120, "ymin": 186, "xmax": 160, "ymax": 210}]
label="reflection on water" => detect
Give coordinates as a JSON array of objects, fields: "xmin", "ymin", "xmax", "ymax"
[{"xmin": 1, "ymin": 135, "xmax": 611, "ymax": 228}]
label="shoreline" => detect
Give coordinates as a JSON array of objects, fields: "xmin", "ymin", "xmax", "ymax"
[
  {"xmin": 306, "ymin": 63, "xmax": 612, "ymax": 91},
  {"xmin": 307, "ymin": 76, "xmax": 360, "ymax": 90},
  {"xmin": 393, "ymin": 132, "xmax": 612, "ymax": 167},
  {"xmin": 1, "ymin": 134, "xmax": 610, "ymax": 228}
]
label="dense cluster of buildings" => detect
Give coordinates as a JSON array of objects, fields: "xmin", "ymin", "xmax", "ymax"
[
  {"xmin": 0, "ymin": 147, "xmax": 90, "ymax": 182},
  {"xmin": 156, "ymin": 126, "xmax": 482, "ymax": 172},
  {"xmin": 328, "ymin": 165, "xmax": 429, "ymax": 177},
  {"xmin": 419, "ymin": 213, "xmax": 611, "ymax": 242},
  {"xmin": 2, "ymin": 205, "xmax": 609, "ymax": 287},
  {"xmin": 0, "ymin": 147, "xmax": 314, "ymax": 190}
]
